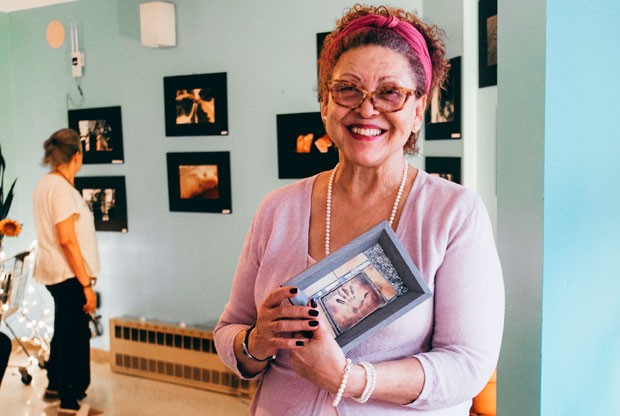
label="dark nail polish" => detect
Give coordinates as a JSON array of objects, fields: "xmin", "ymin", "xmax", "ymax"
[
  {"xmin": 309, "ymin": 309, "xmax": 319, "ymax": 317},
  {"xmin": 309, "ymin": 320, "xmax": 319, "ymax": 327},
  {"xmin": 310, "ymin": 298, "xmax": 317, "ymax": 308},
  {"xmin": 290, "ymin": 287, "xmax": 298, "ymax": 294},
  {"xmin": 296, "ymin": 340, "xmax": 304, "ymax": 346}
]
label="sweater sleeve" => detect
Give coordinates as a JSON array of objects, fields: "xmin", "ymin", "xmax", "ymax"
[
  {"xmin": 213, "ymin": 211, "xmax": 263, "ymax": 379},
  {"xmin": 411, "ymin": 195, "xmax": 505, "ymax": 410}
]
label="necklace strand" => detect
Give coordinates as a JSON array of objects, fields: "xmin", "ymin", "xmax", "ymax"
[{"xmin": 325, "ymin": 161, "xmax": 408, "ymax": 256}]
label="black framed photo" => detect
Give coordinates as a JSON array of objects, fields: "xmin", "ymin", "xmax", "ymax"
[
  {"xmin": 316, "ymin": 31, "xmax": 330, "ymax": 77},
  {"xmin": 425, "ymin": 56, "xmax": 461, "ymax": 140},
  {"xmin": 74, "ymin": 176, "xmax": 128, "ymax": 232},
  {"xmin": 68, "ymin": 106, "xmax": 124, "ymax": 164},
  {"xmin": 425, "ymin": 156, "xmax": 462, "ymax": 184},
  {"xmin": 166, "ymin": 152, "xmax": 232, "ymax": 214},
  {"xmin": 277, "ymin": 112, "xmax": 338, "ymax": 179},
  {"xmin": 479, "ymin": 0, "xmax": 498, "ymax": 88},
  {"xmin": 284, "ymin": 221, "xmax": 431, "ymax": 352},
  {"xmin": 163, "ymin": 72, "xmax": 229, "ymax": 137}
]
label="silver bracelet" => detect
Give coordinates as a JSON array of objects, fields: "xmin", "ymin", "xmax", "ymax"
[{"xmin": 241, "ymin": 324, "xmax": 276, "ymax": 362}]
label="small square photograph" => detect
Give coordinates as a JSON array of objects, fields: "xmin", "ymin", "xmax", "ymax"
[
  {"xmin": 425, "ymin": 157, "xmax": 462, "ymax": 185},
  {"xmin": 167, "ymin": 152, "xmax": 232, "ymax": 214},
  {"xmin": 68, "ymin": 106, "xmax": 124, "ymax": 164},
  {"xmin": 277, "ymin": 112, "xmax": 338, "ymax": 179},
  {"xmin": 178, "ymin": 164, "xmax": 219, "ymax": 200},
  {"xmin": 164, "ymin": 73, "xmax": 229, "ymax": 136},
  {"xmin": 74, "ymin": 176, "xmax": 128, "ymax": 232},
  {"xmin": 321, "ymin": 272, "xmax": 386, "ymax": 334},
  {"xmin": 425, "ymin": 56, "xmax": 461, "ymax": 140}
]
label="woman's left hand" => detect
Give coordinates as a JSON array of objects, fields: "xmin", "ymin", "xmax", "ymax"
[{"xmin": 289, "ymin": 311, "xmax": 348, "ymax": 393}]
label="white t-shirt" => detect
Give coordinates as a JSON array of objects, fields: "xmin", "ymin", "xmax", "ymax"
[{"xmin": 32, "ymin": 174, "xmax": 101, "ymax": 285}]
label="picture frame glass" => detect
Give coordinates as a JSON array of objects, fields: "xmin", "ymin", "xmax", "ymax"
[
  {"xmin": 68, "ymin": 106, "xmax": 124, "ymax": 164},
  {"xmin": 164, "ymin": 73, "xmax": 229, "ymax": 137},
  {"xmin": 284, "ymin": 222, "xmax": 431, "ymax": 351}
]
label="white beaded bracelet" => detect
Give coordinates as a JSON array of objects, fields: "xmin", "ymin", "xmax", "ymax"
[
  {"xmin": 352, "ymin": 361, "xmax": 376, "ymax": 404},
  {"xmin": 332, "ymin": 358, "xmax": 352, "ymax": 407}
]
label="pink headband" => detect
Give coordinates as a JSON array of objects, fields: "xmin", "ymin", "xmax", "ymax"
[{"xmin": 326, "ymin": 14, "xmax": 432, "ymax": 94}]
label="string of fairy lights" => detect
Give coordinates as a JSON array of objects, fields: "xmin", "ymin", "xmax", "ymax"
[{"xmin": 1, "ymin": 242, "xmax": 54, "ymax": 367}]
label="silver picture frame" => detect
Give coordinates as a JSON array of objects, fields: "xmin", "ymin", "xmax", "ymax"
[{"xmin": 284, "ymin": 221, "xmax": 431, "ymax": 352}]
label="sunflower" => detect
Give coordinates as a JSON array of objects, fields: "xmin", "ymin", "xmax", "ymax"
[{"xmin": 0, "ymin": 218, "xmax": 22, "ymax": 237}]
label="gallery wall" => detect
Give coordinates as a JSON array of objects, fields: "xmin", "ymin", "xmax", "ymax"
[
  {"xmin": 497, "ymin": 0, "xmax": 620, "ymax": 414},
  {"xmin": 0, "ymin": 0, "xmax": 424, "ymax": 349}
]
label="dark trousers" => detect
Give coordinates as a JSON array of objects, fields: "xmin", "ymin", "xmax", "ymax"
[
  {"xmin": 45, "ymin": 278, "xmax": 91, "ymax": 401},
  {"xmin": 0, "ymin": 331, "xmax": 11, "ymax": 386}
]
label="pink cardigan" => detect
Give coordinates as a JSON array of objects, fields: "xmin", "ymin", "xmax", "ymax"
[{"xmin": 214, "ymin": 170, "xmax": 504, "ymax": 415}]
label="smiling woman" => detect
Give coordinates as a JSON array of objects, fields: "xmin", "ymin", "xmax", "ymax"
[{"xmin": 214, "ymin": 4, "xmax": 504, "ymax": 416}]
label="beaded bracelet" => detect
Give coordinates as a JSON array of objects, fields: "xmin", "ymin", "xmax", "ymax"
[
  {"xmin": 352, "ymin": 361, "xmax": 376, "ymax": 404},
  {"xmin": 332, "ymin": 358, "xmax": 352, "ymax": 407}
]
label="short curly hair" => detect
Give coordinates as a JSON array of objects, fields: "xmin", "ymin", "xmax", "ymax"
[{"xmin": 318, "ymin": 4, "xmax": 450, "ymax": 154}]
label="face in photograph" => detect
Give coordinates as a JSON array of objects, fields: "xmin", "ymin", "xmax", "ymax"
[
  {"xmin": 178, "ymin": 164, "xmax": 219, "ymax": 199},
  {"xmin": 322, "ymin": 272, "xmax": 385, "ymax": 333}
]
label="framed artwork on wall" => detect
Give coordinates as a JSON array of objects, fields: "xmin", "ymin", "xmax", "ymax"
[
  {"xmin": 68, "ymin": 106, "xmax": 124, "ymax": 164},
  {"xmin": 425, "ymin": 56, "xmax": 462, "ymax": 141},
  {"xmin": 425, "ymin": 156, "xmax": 462, "ymax": 185},
  {"xmin": 277, "ymin": 112, "xmax": 338, "ymax": 179},
  {"xmin": 74, "ymin": 176, "xmax": 128, "ymax": 232},
  {"xmin": 166, "ymin": 152, "xmax": 232, "ymax": 214},
  {"xmin": 316, "ymin": 31, "xmax": 330, "ymax": 77},
  {"xmin": 163, "ymin": 72, "xmax": 229, "ymax": 137},
  {"xmin": 479, "ymin": 0, "xmax": 498, "ymax": 88}
]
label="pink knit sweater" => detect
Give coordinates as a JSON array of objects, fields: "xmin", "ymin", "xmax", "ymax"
[{"xmin": 214, "ymin": 170, "xmax": 504, "ymax": 415}]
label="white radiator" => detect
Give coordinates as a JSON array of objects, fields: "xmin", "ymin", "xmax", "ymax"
[{"xmin": 109, "ymin": 316, "xmax": 257, "ymax": 398}]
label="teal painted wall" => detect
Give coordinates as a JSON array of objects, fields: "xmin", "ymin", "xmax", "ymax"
[
  {"xmin": 0, "ymin": 12, "xmax": 17, "ymax": 184},
  {"xmin": 542, "ymin": 0, "xmax": 620, "ymax": 414},
  {"xmin": 1, "ymin": 0, "xmax": 420, "ymax": 349}
]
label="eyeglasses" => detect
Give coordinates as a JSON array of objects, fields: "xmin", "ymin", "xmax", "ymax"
[{"xmin": 327, "ymin": 80, "xmax": 419, "ymax": 113}]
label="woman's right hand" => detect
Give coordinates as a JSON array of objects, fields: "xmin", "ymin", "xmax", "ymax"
[{"xmin": 248, "ymin": 286, "xmax": 321, "ymax": 359}]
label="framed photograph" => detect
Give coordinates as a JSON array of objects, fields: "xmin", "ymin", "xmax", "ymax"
[
  {"xmin": 68, "ymin": 106, "xmax": 124, "ymax": 164},
  {"xmin": 166, "ymin": 152, "xmax": 232, "ymax": 214},
  {"xmin": 277, "ymin": 112, "xmax": 338, "ymax": 179},
  {"xmin": 479, "ymin": 0, "xmax": 498, "ymax": 88},
  {"xmin": 425, "ymin": 156, "xmax": 462, "ymax": 184},
  {"xmin": 163, "ymin": 72, "xmax": 229, "ymax": 137},
  {"xmin": 74, "ymin": 176, "xmax": 128, "ymax": 232},
  {"xmin": 316, "ymin": 31, "xmax": 330, "ymax": 77},
  {"xmin": 284, "ymin": 221, "xmax": 431, "ymax": 352},
  {"xmin": 425, "ymin": 56, "xmax": 461, "ymax": 141}
]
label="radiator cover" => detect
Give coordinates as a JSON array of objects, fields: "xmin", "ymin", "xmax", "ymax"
[{"xmin": 109, "ymin": 316, "xmax": 257, "ymax": 397}]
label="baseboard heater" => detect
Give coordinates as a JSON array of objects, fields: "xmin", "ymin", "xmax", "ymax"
[{"xmin": 109, "ymin": 316, "xmax": 257, "ymax": 398}]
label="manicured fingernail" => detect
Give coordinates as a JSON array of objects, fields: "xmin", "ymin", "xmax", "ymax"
[
  {"xmin": 296, "ymin": 340, "xmax": 305, "ymax": 346},
  {"xmin": 309, "ymin": 309, "xmax": 319, "ymax": 317},
  {"xmin": 310, "ymin": 298, "xmax": 317, "ymax": 308},
  {"xmin": 309, "ymin": 320, "xmax": 319, "ymax": 327},
  {"xmin": 290, "ymin": 287, "xmax": 298, "ymax": 294}
]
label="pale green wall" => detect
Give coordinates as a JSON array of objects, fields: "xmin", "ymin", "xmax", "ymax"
[
  {"xmin": 541, "ymin": 0, "xmax": 620, "ymax": 413},
  {"xmin": 1, "ymin": 0, "xmax": 420, "ymax": 349},
  {"xmin": 497, "ymin": 0, "xmax": 545, "ymax": 413},
  {"xmin": 0, "ymin": 12, "xmax": 17, "ymax": 184}
]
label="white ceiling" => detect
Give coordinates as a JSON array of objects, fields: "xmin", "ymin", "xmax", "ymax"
[{"xmin": 0, "ymin": 0, "xmax": 77, "ymax": 13}]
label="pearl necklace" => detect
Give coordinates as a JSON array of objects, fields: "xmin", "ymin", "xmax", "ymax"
[{"xmin": 325, "ymin": 161, "xmax": 409, "ymax": 256}]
